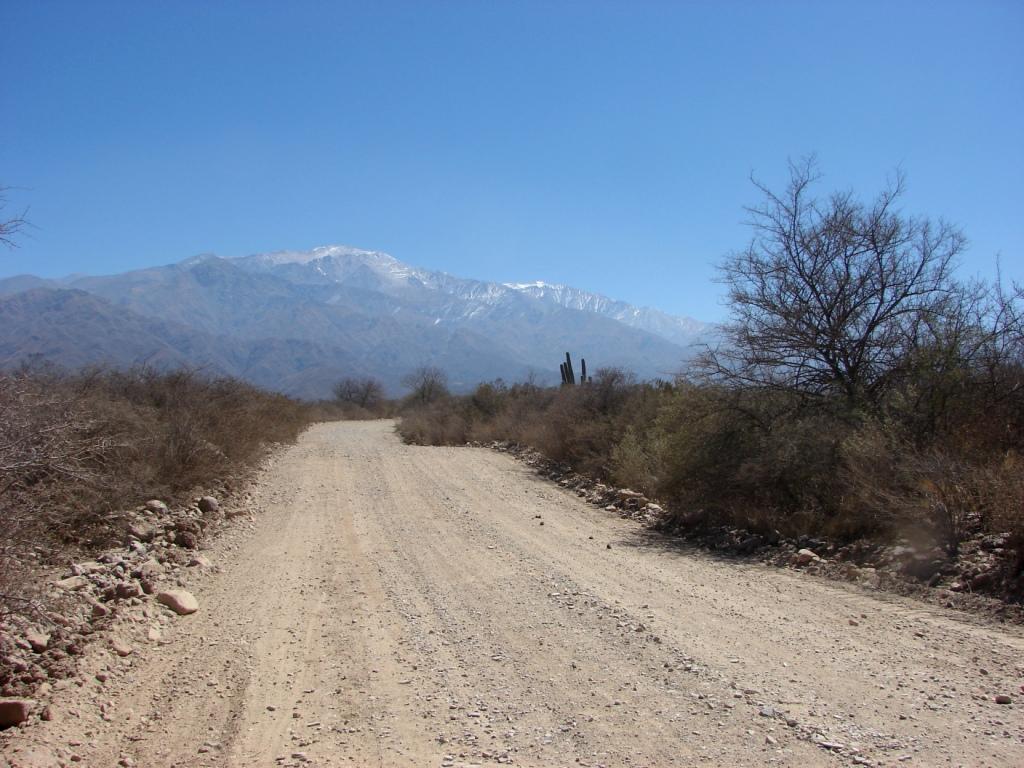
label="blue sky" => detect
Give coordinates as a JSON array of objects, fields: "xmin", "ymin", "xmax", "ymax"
[{"xmin": 2, "ymin": 0, "xmax": 1021, "ymax": 321}]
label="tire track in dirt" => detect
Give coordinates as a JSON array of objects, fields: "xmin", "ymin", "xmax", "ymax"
[{"xmin": 3, "ymin": 421, "xmax": 1021, "ymax": 767}]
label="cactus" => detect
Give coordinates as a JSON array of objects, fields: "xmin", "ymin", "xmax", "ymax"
[{"xmin": 559, "ymin": 353, "xmax": 588, "ymax": 385}]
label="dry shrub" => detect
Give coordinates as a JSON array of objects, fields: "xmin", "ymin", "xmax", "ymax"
[
  {"xmin": 983, "ymin": 454, "xmax": 1024, "ymax": 569},
  {"xmin": 397, "ymin": 399, "xmax": 470, "ymax": 446},
  {"xmin": 0, "ymin": 366, "xmax": 317, "ymax": 620},
  {"xmin": 835, "ymin": 422, "xmax": 911, "ymax": 540},
  {"xmin": 610, "ymin": 428, "xmax": 657, "ymax": 492},
  {"xmin": 840, "ymin": 421, "xmax": 1024, "ymax": 556},
  {"xmin": 653, "ymin": 386, "xmax": 839, "ymax": 536}
]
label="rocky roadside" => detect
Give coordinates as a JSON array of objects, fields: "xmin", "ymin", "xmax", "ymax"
[
  {"xmin": 479, "ymin": 440, "xmax": 1024, "ymax": 626},
  {"xmin": 0, "ymin": 486, "xmax": 260, "ymax": 745}
]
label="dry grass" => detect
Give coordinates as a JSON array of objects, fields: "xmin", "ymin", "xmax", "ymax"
[{"xmin": 0, "ymin": 366, "xmax": 321, "ymax": 620}]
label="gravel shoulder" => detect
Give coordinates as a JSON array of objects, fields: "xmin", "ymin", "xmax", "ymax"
[{"xmin": 3, "ymin": 420, "xmax": 1023, "ymax": 767}]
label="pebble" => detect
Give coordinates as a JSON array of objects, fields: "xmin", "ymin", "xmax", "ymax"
[{"xmin": 110, "ymin": 637, "xmax": 134, "ymax": 657}]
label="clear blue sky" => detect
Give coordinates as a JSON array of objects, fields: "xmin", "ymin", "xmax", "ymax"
[{"xmin": 2, "ymin": 0, "xmax": 1021, "ymax": 321}]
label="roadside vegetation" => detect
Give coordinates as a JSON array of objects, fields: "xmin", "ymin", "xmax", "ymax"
[
  {"xmin": 0, "ymin": 366, "xmax": 323, "ymax": 622},
  {"xmin": 398, "ymin": 161, "xmax": 1024, "ymax": 596}
]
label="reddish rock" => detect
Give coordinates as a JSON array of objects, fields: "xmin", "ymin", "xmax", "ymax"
[
  {"xmin": 792, "ymin": 548, "xmax": 820, "ymax": 566},
  {"xmin": 0, "ymin": 698, "xmax": 34, "ymax": 728},
  {"xmin": 156, "ymin": 589, "xmax": 199, "ymax": 615},
  {"xmin": 24, "ymin": 629, "xmax": 49, "ymax": 654}
]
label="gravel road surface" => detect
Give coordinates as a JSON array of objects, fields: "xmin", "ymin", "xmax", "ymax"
[{"xmin": 5, "ymin": 421, "xmax": 1022, "ymax": 767}]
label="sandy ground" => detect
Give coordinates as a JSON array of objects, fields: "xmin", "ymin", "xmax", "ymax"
[{"xmin": 3, "ymin": 420, "xmax": 1023, "ymax": 767}]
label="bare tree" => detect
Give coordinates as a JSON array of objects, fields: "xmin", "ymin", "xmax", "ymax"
[
  {"xmin": 401, "ymin": 366, "xmax": 449, "ymax": 406},
  {"xmin": 702, "ymin": 158, "xmax": 967, "ymax": 410},
  {"xmin": 332, "ymin": 376, "xmax": 384, "ymax": 410},
  {"xmin": 0, "ymin": 187, "xmax": 29, "ymax": 249}
]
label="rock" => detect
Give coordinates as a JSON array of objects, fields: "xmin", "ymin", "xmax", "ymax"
[
  {"xmin": 70, "ymin": 560, "xmax": 105, "ymax": 576},
  {"xmin": 91, "ymin": 601, "xmax": 110, "ymax": 619},
  {"xmin": 197, "ymin": 496, "xmax": 219, "ymax": 513},
  {"xmin": 994, "ymin": 694, "xmax": 1012, "ymax": 705},
  {"xmin": 127, "ymin": 521, "xmax": 159, "ymax": 543},
  {"xmin": 110, "ymin": 637, "xmax": 133, "ymax": 657},
  {"xmin": 0, "ymin": 699, "xmax": 34, "ymax": 728},
  {"xmin": 147, "ymin": 626, "xmax": 162, "ymax": 642},
  {"xmin": 174, "ymin": 530, "xmax": 199, "ymax": 549},
  {"xmin": 899, "ymin": 552, "xmax": 945, "ymax": 581},
  {"xmin": 144, "ymin": 499, "xmax": 169, "ymax": 514},
  {"xmin": 187, "ymin": 554, "xmax": 212, "ymax": 568},
  {"xmin": 840, "ymin": 563, "xmax": 861, "ymax": 580},
  {"xmin": 54, "ymin": 576, "xmax": 90, "ymax": 591},
  {"xmin": 24, "ymin": 629, "xmax": 49, "ymax": 653},
  {"xmin": 737, "ymin": 534, "xmax": 763, "ymax": 554},
  {"xmin": 133, "ymin": 558, "xmax": 164, "ymax": 581},
  {"xmin": 970, "ymin": 571, "xmax": 995, "ymax": 590},
  {"xmin": 980, "ymin": 533, "xmax": 1010, "ymax": 551},
  {"xmin": 114, "ymin": 580, "xmax": 143, "ymax": 600},
  {"xmin": 128, "ymin": 540, "xmax": 148, "ymax": 556},
  {"xmin": 792, "ymin": 549, "xmax": 820, "ymax": 566},
  {"xmin": 156, "ymin": 589, "xmax": 199, "ymax": 615}
]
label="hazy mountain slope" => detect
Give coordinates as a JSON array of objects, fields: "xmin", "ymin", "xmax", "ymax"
[
  {"xmin": 0, "ymin": 274, "xmax": 56, "ymax": 296},
  {"xmin": 0, "ymin": 286, "xmax": 535, "ymax": 397},
  {"xmin": 66, "ymin": 258, "xmax": 538, "ymax": 389},
  {"xmin": 0, "ymin": 288, "xmax": 243, "ymax": 374},
  {"xmin": 0, "ymin": 245, "xmax": 708, "ymax": 396}
]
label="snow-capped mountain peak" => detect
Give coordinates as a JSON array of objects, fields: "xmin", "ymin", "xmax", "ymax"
[
  {"xmin": 228, "ymin": 245, "xmax": 709, "ymax": 349},
  {"xmin": 503, "ymin": 280, "xmax": 558, "ymax": 290}
]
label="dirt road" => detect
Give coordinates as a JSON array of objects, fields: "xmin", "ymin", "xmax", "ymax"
[{"xmin": 5, "ymin": 421, "xmax": 1023, "ymax": 767}]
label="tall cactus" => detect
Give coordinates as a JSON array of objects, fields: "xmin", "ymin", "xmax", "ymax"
[{"xmin": 560, "ymin": 353, "xmax": 588, "ymax": 385}]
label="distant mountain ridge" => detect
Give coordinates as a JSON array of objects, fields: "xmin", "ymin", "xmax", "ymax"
[
  {"xmin": 229, "ymin": 245, "xmax": 709, "ymax": 345},
  {"xmin": 0, "ymin": 245, "xmax": 711, "ymax": 397}
]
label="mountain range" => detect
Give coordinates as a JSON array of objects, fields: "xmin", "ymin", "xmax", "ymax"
[{"xmin": 0, "ymin": 246, "xmax": 710, "ymax": 398}]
